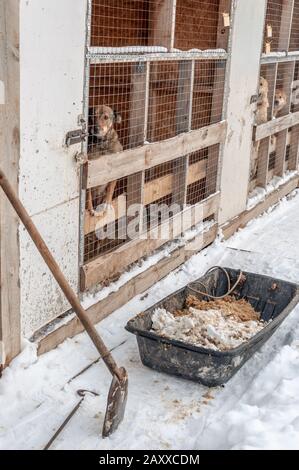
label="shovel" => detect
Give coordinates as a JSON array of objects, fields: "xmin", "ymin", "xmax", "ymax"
[{"xmin": 0, "ymin": 168, "xmax": 128, "ymax": 438}]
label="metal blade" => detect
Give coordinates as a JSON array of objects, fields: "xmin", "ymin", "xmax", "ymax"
[{"xmin": 102, "ymin": 367, "xmax": 128, "ymax": 438}]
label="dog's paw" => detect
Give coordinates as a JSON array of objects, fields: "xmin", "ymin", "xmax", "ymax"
[{"xmin": 93, "ymin": 203, "xmax": 113, "ymax": 218}]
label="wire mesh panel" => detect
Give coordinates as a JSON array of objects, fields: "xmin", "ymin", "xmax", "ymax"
[
  {"xmin": 90, "ymin": 0, "xmax": 231, "ymax": 51},
  {"xmin": 263, "ymin": 0, "xmax": 294, "ymax": 54},
  {"xmin": 290, "ymin": 0, "xmax": 299, "ymax": 52},
  {"xmin": 192, "ymin": 60, "xmax": 226, "ymax": 129},
  {"xmin": 174, "ymin": 0, "xmax": 230, "ymax": 51}
]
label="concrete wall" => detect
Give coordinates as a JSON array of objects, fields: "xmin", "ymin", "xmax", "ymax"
[
  {"xmin": 19, "ymin": 0, "xmax": 87, "ymax": 336},
  {"xmin": 218, "ymin": 0, "xmax": 267, "ymax": 224}
]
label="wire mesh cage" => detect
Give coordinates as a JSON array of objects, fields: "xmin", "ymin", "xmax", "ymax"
[{"xmin": 83, "ymin": 0, "xmax": 229, "ymax": 279}]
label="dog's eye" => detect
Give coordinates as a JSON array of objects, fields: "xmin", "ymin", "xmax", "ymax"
[{"xmin": 103, "ymin": 115, "xmax": 109, "ymax": 121}]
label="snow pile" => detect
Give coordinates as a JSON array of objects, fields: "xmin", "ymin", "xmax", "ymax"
[{"xmin": 151, "ymin": 304, "xmax": 266, "ymax": 351}]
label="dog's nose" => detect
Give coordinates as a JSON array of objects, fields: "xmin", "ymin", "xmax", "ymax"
[{"xmin": 274, "ymin": 100, "xmax": 279, "ymax": 105}]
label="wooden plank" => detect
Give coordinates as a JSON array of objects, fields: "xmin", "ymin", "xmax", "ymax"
[
  {"xmin": 274, "ymin": 129, "xmax": 288, "ymax": 177},
  {"xmin": 222, "ymin": 174, "xmax": 299, "ymax": 239},
  {"xmin": 288, "ymin": 124, "xmax": 299, "ymax": 170},
  {"xmin": 254, "ymin": 110, "xmax": 299, "ymax": 141},
  {"xmin": 143, "ymin": 160, "xmax": 207, "ymax": 205},
  {"xmin": 0, "ymin": 0, "xmax": 21, "ymax": 368},
  {"xmin": 84, "ymin": 160, "xmax": 207, "ymax": 235},
  {"xmin": 148, "ymin": 0, "xmax": 176, "ymax": 51},
  {"xmin": 256, "ymin": 137, "xmax": 271, "ymax": 188},
  {"xmin": 81, "ymin": 192, "xmax": 220, "ymax": 290},
  {"xmin": 86, "ymin": 120, "xmax": 227, "ymax": 188},
  {"xmin": 36, "ymin": 223, "xmax": 218, "ymax": 356}
]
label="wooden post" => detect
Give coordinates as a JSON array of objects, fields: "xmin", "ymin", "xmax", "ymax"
[
  {"xmin": 149, "ymin": 0, "xmax": 176, "ymax": 51},
  {"xmin": 126, "ymin": 62, "xmax": 149, "ymax": 237},
  {"xmin": 172, "ymin": 60, "xmax": 193, "ymax": 209},
  {"xmin": 0, "ymin": 0, "xmax": 21, "ymax": 367}
]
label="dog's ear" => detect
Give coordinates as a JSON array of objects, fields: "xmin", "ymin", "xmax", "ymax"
[{"xmin": 113, "ymin": 110, "xmax": 122, "ymax": 124}]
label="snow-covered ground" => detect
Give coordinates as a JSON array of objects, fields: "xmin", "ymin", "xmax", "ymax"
[{"xmin": 1, "ymin": 190, "xmax": 299, "ymax": 450}]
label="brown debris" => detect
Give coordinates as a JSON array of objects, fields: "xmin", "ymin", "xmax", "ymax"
[{"xmin": 184, "ymin": 295, "xmax": 260, "ymax": 323}]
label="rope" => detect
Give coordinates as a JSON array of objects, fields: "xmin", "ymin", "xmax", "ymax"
[{"xmin": 188, "ymin": 266, "xmax": 244, "ymax": 300}]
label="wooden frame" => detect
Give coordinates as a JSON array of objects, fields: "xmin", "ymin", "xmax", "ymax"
[
  {"xmin": 0, "ymin": 0, "xmax": 21, "ymax": 367},
  {"xmin": 81, "ymin": 192, "xmax": 220, "ymax": 290}
]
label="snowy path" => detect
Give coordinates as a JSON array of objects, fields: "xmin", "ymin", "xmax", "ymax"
[{"xmin": 1, "ymin": 191, "xmax": 299, "ymax": 450}]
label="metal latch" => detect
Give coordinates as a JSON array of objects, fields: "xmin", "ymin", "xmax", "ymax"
[
  {"xmin": 66, "ymin": 115, "xmax": 88, "ymax": 147},
  {"xmin": 65, "ymin": 129, "xmax": 88, "ymax": 147}
]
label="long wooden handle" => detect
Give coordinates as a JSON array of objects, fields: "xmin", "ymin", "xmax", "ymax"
[{"xmin": 0, "ymin": 169, "xmax": 122, "ymax": 380}]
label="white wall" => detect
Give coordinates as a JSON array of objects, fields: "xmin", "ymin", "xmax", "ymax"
[
  {"xmin": 219, "ymin": 0, "xmax": 267, "ymax": 224},
  {"xmin": 19, "ymin": 0, "xmax": 87, "ymax": 336}
]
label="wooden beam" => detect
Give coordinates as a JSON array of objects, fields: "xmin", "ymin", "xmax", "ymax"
[
  {"xmin": 86, "ymin": 120, "xmax": 227, "ymax": 188},
  {"xmin": 222, "ymin": 174, "xmax": 299, "ymax": 239},
  {"xmin": 254, "ymin": 110, "xmax": 299, "ymax": 141},
  {"xmin": 0, "ymin": 0, "xmax": 21, "ymax": 368},
  {"xmin": 36, "ymin": 223, "xmax": 218, "ymax": 356},
  {"xmin": 274, "ymin": 129, "xmax": 288, "ymax": 177},
  {"xmin": 81, "ymin": 192, "xmax": 220, "ymax": 290},
  {"xmin": 84, "ymin": 160, "xmax": 207, "ymax": 235},
  {"xmin": 256, "ymin": 137, "xmax": 271, "ymax": 188},
  {"xmin": 148, "ymin": 0, "xmax": 177, "ymax": 51}
]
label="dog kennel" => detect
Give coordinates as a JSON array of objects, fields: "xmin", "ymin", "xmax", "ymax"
[
  {"xmin": 1, "ymin": 0, "xmax": 299, "ymax": 366},
  {"xmin": 82, "ymin": 0, "xmax": 230, "ymax": 291},
  {"xmin": 251, "ymin": 0, "xmax": 299, "ymax": 193}
]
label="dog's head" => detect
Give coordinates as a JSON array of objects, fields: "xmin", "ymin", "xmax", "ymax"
[
  {"xmin": 89, "ymin": 105, "xmax": 122, "ymax": 139},
  {"xmin": 258, "ymin": 76, "xmax": 269, "ymax": 103},
  {"xmin": 274, "ymin": 88, "xmax": 287, "ymax": 115}
]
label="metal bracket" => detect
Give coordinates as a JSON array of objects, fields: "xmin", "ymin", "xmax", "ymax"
[{"xmin": 250, "ymin": 94, "xmax": 258, "ymax": 104}]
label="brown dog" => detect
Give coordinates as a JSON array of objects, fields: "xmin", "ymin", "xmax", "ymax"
[
  {"xmin": 87, "ymin": 105, "xmax": 123, "ymax": 216},
  {"xmin": 273, "ymin": 88, "xmax": 287, "ymax": 117}
]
